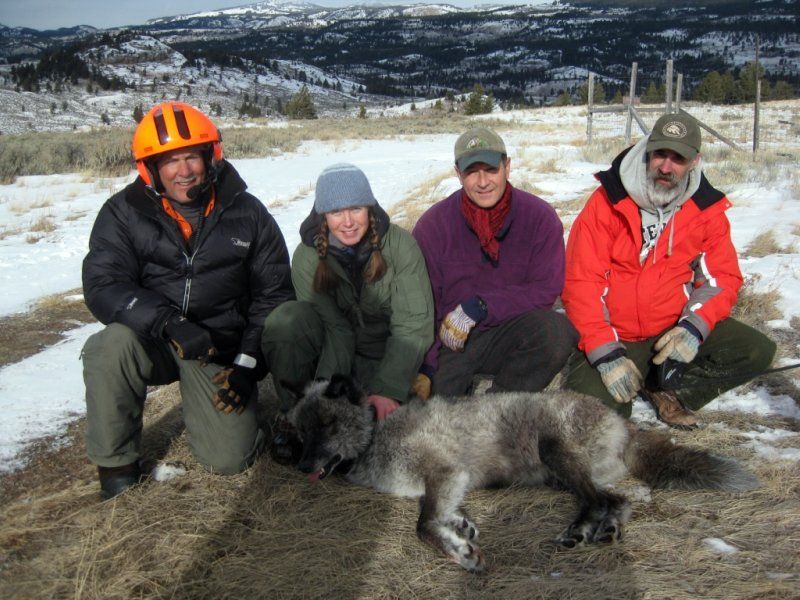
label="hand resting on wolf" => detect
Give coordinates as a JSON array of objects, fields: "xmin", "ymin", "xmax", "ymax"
[{"xmin": 286, "ymin": 375, "xmax": 758, "ymax": 573}]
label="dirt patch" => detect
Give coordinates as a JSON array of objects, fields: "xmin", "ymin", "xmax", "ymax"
[{"xmin": 0, "ymin": 288, "xmax": 95, "ymax": 367}]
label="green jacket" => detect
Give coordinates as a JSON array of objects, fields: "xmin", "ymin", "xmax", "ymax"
[{"xmin": 292, "ymin": 211, "xmax": 433, "ymax": 400}]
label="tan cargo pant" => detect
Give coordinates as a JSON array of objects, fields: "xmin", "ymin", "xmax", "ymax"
[{"xmin": 82, "ymin": 323, "xmax": 264, "ymax": 474}]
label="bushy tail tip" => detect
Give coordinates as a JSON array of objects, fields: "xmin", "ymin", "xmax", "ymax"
[{"xmin": 627, "ymin": 431, "xmax": 759, "ymax": 492}]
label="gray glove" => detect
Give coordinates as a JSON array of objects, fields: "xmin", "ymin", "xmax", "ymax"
[{"xmin": 596, "ymin": 356, "xmax": 643, "ymax": 404}]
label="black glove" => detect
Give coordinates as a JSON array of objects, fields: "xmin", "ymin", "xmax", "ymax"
[
  {"xmin": 163, "ymin": 314, "xmax": 216, "ymax": 361},
  {"xmin": 211, "ymin": 364, "xmax": 257, "ymax": 415}
]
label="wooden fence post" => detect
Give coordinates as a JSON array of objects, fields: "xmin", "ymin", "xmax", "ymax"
[
  {"xmin": 587, "ymin": 72, "xmax": 595, "ymax": 144},
  {"xmin": 625, "ymin": 62, "xmax": 637, "ymax": 146},
  {"xmin": 675, "ymin": 73, "xmax": 683, "ymax": 113},
  {"xmin": 666, "ymin": 59, "xmax": 673, "ymax": 114},
  {"xmin": 754, "ymin": 79, "xmax": 761, "ymax": 154}
]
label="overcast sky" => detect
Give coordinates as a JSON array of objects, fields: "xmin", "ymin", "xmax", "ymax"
[{"xmin": 0, "ymin": 0, "xmax": 528, "ymax": 30}]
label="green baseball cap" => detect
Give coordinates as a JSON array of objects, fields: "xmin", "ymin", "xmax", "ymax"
[
  {"xmin": 646, "ymin": 113, "xmax": 701, "ymax": 159},
  {"xmin": 454, "ymin": 127, "xmax": 507, "ymax": 171}
]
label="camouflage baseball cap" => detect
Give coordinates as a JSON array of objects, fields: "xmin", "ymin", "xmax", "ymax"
[
  {"xmin": 454, "ymin": 126, "xmax": 507, "ymax": 171},
  {"xmin": 646, "ymin": 113, "xmax": 701, "ymax": 159}
]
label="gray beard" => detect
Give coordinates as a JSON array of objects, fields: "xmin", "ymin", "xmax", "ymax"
[{"xmin": 645, "ymin": 167, "xmax": 690, "ymax": 208}]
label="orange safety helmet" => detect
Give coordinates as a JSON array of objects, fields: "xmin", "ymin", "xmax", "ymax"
[{"xmin": 132, "ymin": 102, "xmax": 223, "ymax": 188}]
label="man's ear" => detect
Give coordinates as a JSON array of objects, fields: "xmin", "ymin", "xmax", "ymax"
[
  {"xmin": 454, "ymin": 164, "xmax": 464, "ymax": 184},
  {"xmin": 691, "ymin": 154, "xmax": 701, "ymax": 169}
]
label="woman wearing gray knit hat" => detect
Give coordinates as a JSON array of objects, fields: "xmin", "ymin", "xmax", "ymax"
[{"xmin": 262, "ymin": 163, "xmax": 434, "ymax": 463}]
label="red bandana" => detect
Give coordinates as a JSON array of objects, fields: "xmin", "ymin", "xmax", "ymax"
[{"xmin": 460, "ymin": 183, "xmax": 512, "ymax": 262}]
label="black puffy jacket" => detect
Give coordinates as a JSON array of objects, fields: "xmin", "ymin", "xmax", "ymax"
[{"xmin": 82, "ymin": 161, "xmax": 294, "ymax": 361}]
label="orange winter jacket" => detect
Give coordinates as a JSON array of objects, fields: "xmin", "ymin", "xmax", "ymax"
[{"xmin": 563, "ymin": 153, "xmax": 742, "ymax": 365}]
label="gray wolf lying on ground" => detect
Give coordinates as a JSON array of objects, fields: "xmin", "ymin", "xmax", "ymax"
[{"xmin": 287, "ymin": 375, "xmax": 758, "ymax": 572}]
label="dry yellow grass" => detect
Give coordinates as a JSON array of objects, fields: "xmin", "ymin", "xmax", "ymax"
[{"xmin": 1, "ymin": 377, "xmax": 798, "ymax": 600}]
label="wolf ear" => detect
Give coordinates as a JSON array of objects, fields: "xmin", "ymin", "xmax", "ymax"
[
  {"xmin": 279, "ymin": 379, "xmax": 306, "ymax": 401},
  {"xmin": 325, "ymin": 374, "xmax": 363, "ymax": 405}
]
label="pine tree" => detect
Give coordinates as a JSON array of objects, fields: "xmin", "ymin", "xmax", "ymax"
[
  {"xmin": 554, "ymin": 90, "xmax": 571, "ymax": 106},
  {"xmin": 464, "ymin": 84, "xmax": 493, "ymax": 115},
  {"xmin": 285, "ymin": 85, "xmax": 317, "ymax": 119},
  {"xmin": 133, "ymin": 104, "xmax": 144, "ymax": 123}
]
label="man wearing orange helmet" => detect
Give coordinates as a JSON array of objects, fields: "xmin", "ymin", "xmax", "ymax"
[{"xmin": 81, "ymin": 102, "xmax": 294, "ymax": 499}]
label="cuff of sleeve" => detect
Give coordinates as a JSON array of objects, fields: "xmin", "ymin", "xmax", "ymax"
[
  {"xmin": 590, "ymin": 347, "xmax": 627, "ymax": 368},
  {"xmin": 234, "ymin": 353, "xmax": 258, "ymax": 369},
  {"xmin": 419, "ymin": 363, "xmax": 436, "ymax": 379},
  {"xmin": 461, "ymin": 296, "xmax": 488, "ymax": 323},
  {"xmin": 680, "ymin": 312, "xmax": 710, "ymax": 340},
  {"xmin": 586, "ymin": 340, "xmax": 626, "ymax": 367},
  {"xmin": 677, "ymin": 319, "xmax": 703, "ymax": 342}
]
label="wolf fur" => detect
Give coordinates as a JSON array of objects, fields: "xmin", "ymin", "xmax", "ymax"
[{"xmin": 287, "ymin": 375, "xmax": 758, "ymax": 572}]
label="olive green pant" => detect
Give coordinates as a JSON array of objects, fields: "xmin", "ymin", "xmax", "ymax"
[
  {"xmin": 82, "ymin": 323, "xmax": 264, "ymax": 474},
  {"xmin": 566, "ymin": 318, "xmax": 777, "ymax": 418},
  {"xmin": 262, "ymin": 301, "xmax": 382, "ymax": 412}
]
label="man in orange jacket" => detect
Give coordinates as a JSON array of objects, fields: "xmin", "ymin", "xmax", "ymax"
[{"xmin": 563, "ymin": 113, "xmax": 775, "ymax": 428}]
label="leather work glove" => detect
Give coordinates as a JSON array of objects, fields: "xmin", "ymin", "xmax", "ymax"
[
  {"xmin": 652, "ymin": 325, "xmax": 701, "ymax": 365},
  {"xmin": 367, "ymin": 394, "xmax": 400, "ymax": 420},
  {"xmin": 164, "ymin": 314, "xmax": 216, "ymax": 361},
  {"xmin": 596, "ymin": 356, "xmax": 643, "ymax": 404},
  {"xmin": 411, "ymin": 373, "xmax": 432, "ymax": 401},
  {"xmin": 439, "ymin": 297, "xmax": 487, "ymax": 352},
  {"xmin": 211, "ymin": 364, "xmax": 258, "ymax": 415}
]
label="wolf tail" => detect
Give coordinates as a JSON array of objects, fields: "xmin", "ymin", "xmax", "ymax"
[{"xmin": 625, "ymin": 430, "xmax": 759, "ymax": 492}]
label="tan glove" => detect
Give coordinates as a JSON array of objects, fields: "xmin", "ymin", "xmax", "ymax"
[
  {"xmin": 653, "ymin": 326, "xmax": 700, "ymax": 365},
  {"xmin": 596, "ymin": 356, "xmax": 643, "ymax": 404},
  {"xmin": 411, "ymin": 374, "xmax": 432, "ymax": 401}
]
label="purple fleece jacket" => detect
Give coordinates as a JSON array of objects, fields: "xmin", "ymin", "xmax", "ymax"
[{"xmin": 412, "ymin": 185, "xmax": 566, "ymax": 371}]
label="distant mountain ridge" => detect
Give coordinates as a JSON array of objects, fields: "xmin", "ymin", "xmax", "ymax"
[{"xmin": 0, "ymin": 0, "xmax": 796, "ymax": 134}]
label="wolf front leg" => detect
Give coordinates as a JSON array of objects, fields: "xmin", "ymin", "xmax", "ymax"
[
  {"xmin": 416, "ymin": 469, "xmax": 484, "ymax": 573},
  {"xmin": 538, "ymin": 437, "xmax": 631, "ymax": 548}
]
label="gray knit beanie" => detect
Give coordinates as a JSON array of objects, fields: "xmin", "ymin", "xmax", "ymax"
[{"xmin": 314, "ymin": 163, "xmax": 378, "ymax": 214}]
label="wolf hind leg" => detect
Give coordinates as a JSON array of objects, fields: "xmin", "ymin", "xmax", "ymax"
[
  {"xmin": 538, "ymin": 437, "xmax": 631, "ymax": 548},
  {"xmin": 417, "ymin": 470, "xmax": 484, "ymax": 572}
]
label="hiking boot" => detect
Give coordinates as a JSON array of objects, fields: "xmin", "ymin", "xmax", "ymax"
[
  {"xmin": 270, "ymin": 414, "xmax": 302, "ymax": 466},
  {"xmin": 98, "ymin": 462, "xmax": 142, "ymax": 500},
  {"xmin": 643, "ymin": 390, "xmax": 699, "ymax": 429}
]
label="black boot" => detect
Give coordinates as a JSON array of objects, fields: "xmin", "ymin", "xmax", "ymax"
[
  {"xmin": 98, "ymin": 462, "xmax": 142, "ymax": 499},
  {"xmin": 270, "ymin": 414, "xmax": 302, "ymax": 466}
]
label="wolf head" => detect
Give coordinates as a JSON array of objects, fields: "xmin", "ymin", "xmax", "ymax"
[{"xmin": 286, "ymin": 375, "xmax": 375, "ymax": 483}]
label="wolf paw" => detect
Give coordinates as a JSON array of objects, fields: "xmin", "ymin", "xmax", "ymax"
[
  {"xmin": 556, "ymin": 515, "xmax": 625, "ymax": 548},
  {"xmin": 449, "ymin": 515, "xmax": 479, "ymax": 541},
  {"xmin": 457, "ymin": 541, "xmax": 485, "ymax": 573},
  {"xmin": 591, "ymin": 516, "xmax": 623, "ymax": 544},
  {"xmin": 556, "ymin": 523, "xmax": 592, "ymax": 548}
]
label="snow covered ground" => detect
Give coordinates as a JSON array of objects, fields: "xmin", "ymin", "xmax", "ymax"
[{"xmin": 1, "ymin": 103, "xmax": 799, "ymax": 473}]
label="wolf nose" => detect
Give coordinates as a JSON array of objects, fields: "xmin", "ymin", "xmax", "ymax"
[{"xmin": 298, "ymin": 462, "xmax": 314, "ymax": 474}]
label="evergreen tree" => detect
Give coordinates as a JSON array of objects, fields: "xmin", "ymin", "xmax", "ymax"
[
  {"xmin": 464, "ymin": 84, "xmax": 493, "ymax": 115},
  {"xmin": 641, "ymin": 81, "xmax": 664, "ymax": 104},
  {"xmin": 579, "ymin": 81, "xmax": 606, "ymax": 104},
  {"xmin": 285, "ymin": 85, "xmax": 317, "ymax": 119},
  {"xmin": 358, "ymin": 105, "xmax": 367, "ymax": 119},
  {"xmin": 133, "ymin": 104, "xmax": 144, "ymax": 123},
  {"xmin": 554, "ymin": 90, "xmax": 571, "ymax": 106}
]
